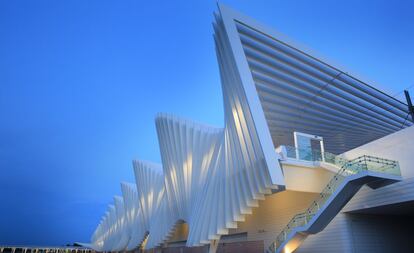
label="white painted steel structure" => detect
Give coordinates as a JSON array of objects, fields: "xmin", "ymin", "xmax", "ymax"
[
  {"xmin": 91, "ymin": 109, "xmax": 285, "ymax": 251},
  {"xmin": 89, "ymin": 4, "xmax": 413, "ymax": 252}
]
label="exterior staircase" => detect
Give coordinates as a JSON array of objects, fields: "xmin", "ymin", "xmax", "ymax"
[{"xmin": 268, "ymin": 147, "xmax": 401, "ymax": 253}]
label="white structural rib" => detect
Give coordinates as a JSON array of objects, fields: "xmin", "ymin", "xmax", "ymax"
[
  {"xmin": 154, "ymin": 114, "xmax": 224, "ymax": 246},
  {"xmin": 90, "ymin": 4, "xmax": 412, "ymax": 252},
  {"xmin": 132, "ymin": 160, "xmax": 165, "ymax": 248},
  {"xmin": 112, "ymin": 196, "xmax": 129, "ymax": 251},
  {"xmin": 120, "ymin": 182, "xmax": 144, "ymax": 251}
]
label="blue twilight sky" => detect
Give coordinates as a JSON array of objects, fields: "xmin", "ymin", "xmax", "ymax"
[{"xmin": 1, "ymin": 0, "xmax": 413, "ymax": 246}]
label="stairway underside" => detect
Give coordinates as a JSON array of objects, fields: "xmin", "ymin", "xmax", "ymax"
[{"xmin": 276, "ymin": 171, "xmax": 401, "ymax": 253}]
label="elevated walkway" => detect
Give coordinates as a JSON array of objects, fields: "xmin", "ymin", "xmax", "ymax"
[{"xmin": 269, "ymin": 147, "xmax": 401, "ymax": 253}]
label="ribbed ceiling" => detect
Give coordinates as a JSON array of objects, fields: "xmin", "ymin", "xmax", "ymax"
[{"xmin": 235, "ymin": 21, "xmax": 413, "ymax": 154}]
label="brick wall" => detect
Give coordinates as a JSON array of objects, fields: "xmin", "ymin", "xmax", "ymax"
[
  {"xmin": 158, "ymin": 241, "xmax": 263, "ymax": 253},
  {"xmin": 217, "ymin": 240, "xmax": 263, "ymax": 253},
  {"xmin": 161, "ymin": 245, "xmax": 206, "ymax": 253}
]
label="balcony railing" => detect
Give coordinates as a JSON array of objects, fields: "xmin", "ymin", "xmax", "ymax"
[
  {"xmin": 269, "ymin": 146, "xmax": 401, "ymax": 253},
  {"xmin": 283, "ymin": 145, "xmax": 346, "ymax": 166}
]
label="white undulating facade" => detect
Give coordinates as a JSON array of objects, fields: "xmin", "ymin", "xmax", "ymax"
[{"xmin": 89, "ymin": 4, "xmax": 414, "ymax": 253}]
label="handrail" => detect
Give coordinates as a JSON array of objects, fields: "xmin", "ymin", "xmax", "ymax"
[{"xmin": 268, "ymin": 146, "xmax": 400, "ymax": 253}]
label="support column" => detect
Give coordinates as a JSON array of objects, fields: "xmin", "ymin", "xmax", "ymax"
[{"xmin": 208, "ymin": 240, "xmax": 219, "ymax": 253}]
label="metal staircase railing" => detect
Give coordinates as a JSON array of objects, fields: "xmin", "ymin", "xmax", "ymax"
[{"xmin": 268, "ymin": 146, "xmax": 401, "ymax": 253}]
